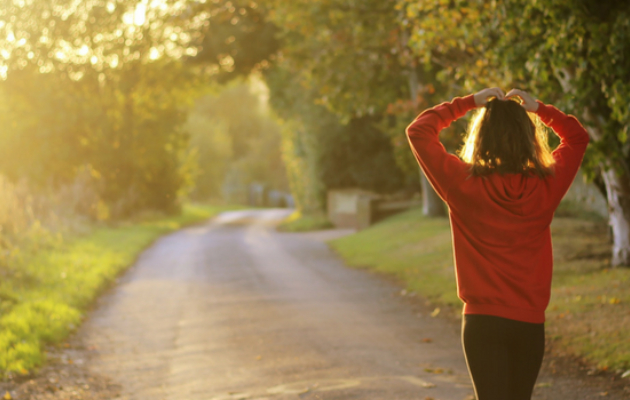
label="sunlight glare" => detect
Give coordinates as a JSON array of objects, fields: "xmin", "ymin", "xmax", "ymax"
[
  {"xmin": 461, "ymin": 107, "xmax": 486, "ymax": 163},
  {"xmin": 134, "ymin": 3, "xmax": 147, "ymax": 26},
  {"xmin": 150, "ymin": 0, "xmax": 166, "ymax": 8},
  {"xmin": 55, "ymin": 50, "xmax": 68, "ymax": 62},
  {"xmin": 149, "ymin": 47, "xmax": 160, "ymax": 60},
  {"xmin": 122, "ymin": 11, "xmax": 133, "ymax": 25},
  {"xmin": 78, "ymin": 45, "xmax": 89, "ymax": 56}
]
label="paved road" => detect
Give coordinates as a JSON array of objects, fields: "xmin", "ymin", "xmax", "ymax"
[{"xmin": 82, "ymin": 209, "xmax": 474, "ymax": 400}]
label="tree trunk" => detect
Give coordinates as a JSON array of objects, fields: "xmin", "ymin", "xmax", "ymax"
[
  {"xmin": 554, "ymin": 67, "xmax": 630, "ymax": 267},
  {"xmin": 407, "ymin": 63, "xmax": 447, "ymax": 217},
  {"xmin": 580, "ymin": 107, "xmax": 630, "ymax": 267},
  {"xmin": 602, "ymin": 167, "xmax": 630, "ymax": 267},
  {"xmin": 420, "ymin": 172, "xmax": 446, "ymax": 216}
]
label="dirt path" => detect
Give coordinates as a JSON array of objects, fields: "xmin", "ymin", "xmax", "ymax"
[
  {"xmin": 3, "ymin": 209, "xmax": 629, "ymax": 399},
  {"xmin": 80, "ymin": 209, "xmax": 474, "ymax": 400}
]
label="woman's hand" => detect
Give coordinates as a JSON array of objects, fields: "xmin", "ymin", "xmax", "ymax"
[
  {"xmin": 505, "ymin": 88, "xmax": 539, "ymax": 112},
  {"xmin": 473, "ymin": 87, "xmax": 505, "ymax": 107}
]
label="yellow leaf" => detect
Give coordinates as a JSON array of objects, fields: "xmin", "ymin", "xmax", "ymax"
[{"xmin": 3, "ymin": 391, "xmax": 12, "ymax": 400}]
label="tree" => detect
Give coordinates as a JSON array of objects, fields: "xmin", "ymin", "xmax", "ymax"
[
  {"xmin": 265, "ymin": 62, "xmax": 406, "ymax": 213},
  {"xmin": 188, "ymin": 0, "xmax": 280, "ymax": 80},
  {"xmin": 0, "ymin": 0, "xmax": 203, "ymax": 217},
  {"xmin": 262, "ymin": 0, "xmax": 444, "ymax": 214},
  {"xmin": 398, "ymin": 0, "xmax": 630, "ymax": 266},
  {"xmin": 185, "ymin": 79, "xmax": 288, "ymax": 201},
  {"xmin": 184, "ymin": 0, "xmax": 447, "ymax": 215}
]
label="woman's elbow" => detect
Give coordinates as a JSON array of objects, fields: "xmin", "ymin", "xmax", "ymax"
[{"xmin": 406, "ymin": 123, "xmax": 419, "ymax": 138}]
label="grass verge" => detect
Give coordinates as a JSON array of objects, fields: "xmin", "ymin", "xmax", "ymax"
[
  {"xmin": 277, "ymin": 210, "xmax": 333, "ymax": 232},
  {"xmin": 0, "ymin": 203, "xmax": 240, "ymax": 376},
  {"xmin": 329, "ymin": 206, "xmax": 630, "ymax": 373}
]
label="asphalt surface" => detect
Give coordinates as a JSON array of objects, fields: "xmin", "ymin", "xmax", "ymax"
[{"xmin": 81, "ymin": 209, "xmax": 475, "ymax": 400}]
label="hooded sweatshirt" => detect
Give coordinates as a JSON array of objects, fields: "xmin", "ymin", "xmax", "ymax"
[{"xmin": 406, "ymin": 94, "xmax": 589, "ymax": 323}]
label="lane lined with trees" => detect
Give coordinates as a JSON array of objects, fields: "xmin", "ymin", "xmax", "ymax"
[{"xmin": 2, "ymin": 0, "xmax": 628, "ymax": 265}]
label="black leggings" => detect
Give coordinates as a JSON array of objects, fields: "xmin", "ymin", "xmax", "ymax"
[{"xmin": 462, "ymin": 314, "xmax": 545, "ymax": 400}]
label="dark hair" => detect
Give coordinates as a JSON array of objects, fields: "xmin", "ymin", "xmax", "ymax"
[{"xmin": 458, "ymin": 99, "xmax": 554, "ymax": 177}]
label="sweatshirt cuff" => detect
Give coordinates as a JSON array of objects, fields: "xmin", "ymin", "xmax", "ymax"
[
  {"xmin": 447, "ymin": 94, "xmax": 477, "ymax": 120},
  {"xmin": 460, "ymin": 94, "xmax": 478, "ymax": 113},
  {"xmin": 534, "ymin": 100, "xmax": 555, "ymax": 125}
]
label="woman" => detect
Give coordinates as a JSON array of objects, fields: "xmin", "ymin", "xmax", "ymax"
[{"xmin": 406, "ymin": 88, "xmax": 589, "ymax": 400}]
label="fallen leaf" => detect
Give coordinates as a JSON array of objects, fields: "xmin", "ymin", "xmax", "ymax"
[
  {"xmin": 3, "ymin": 391, "xmax": 12, "ymax": 400},
  {"xmin": 599, "ymin": 391, "xmax": 608, "ymax": 396},
  {"xmin": 621, "ymin": 369, "xmax": 630, "ymax": 379},
  {"xmin": 421, "ymin": 338, "xmax": 433, "ymax": 343},
  {"xmin": 430, "ymin": 308, "xmax": 440, "ymax": 317},
  {"xmin": 255, "ymin": 355, "xmax": 262, "ymax": 360},
  {"xmin": 535, "ymin": 382, "xmax": 552, "ymax": 388}
]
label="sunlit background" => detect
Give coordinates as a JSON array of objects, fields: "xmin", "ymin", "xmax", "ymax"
[
  {"xmin": 1, "ymin": 0, "xmax": 629, "ymax": 267},
  {"xmin": 0, "ymin": 0, "xmax": 630, "ymax": 381},
  {"xmin": 1, "ymin": 0, "xmax": 628, "ymax": 233}
]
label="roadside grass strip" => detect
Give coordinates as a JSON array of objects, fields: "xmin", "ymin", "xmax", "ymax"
[
  {"xmin": 0, "ymin": 203, "xmax": 239, "ymax": 376},
  {"xmin": 329, "ymin": 207, "xmax": 630, "ymax": 372},
  {"xmin": 277, "ymin": 210, "xmax": 333, "ymax": 232}
]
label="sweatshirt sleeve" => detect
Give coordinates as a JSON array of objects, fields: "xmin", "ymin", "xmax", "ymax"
[
  {"xmin": 535, "ymin": 101, "xmax": 590, "ymax": 204},
  {"xmin": 406, "ymin": 94, "xmax": 477, "ymax": 202}
]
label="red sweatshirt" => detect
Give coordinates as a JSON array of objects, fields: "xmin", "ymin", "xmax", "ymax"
[{"xmin": 406, "ymin": 94, "xmax": 589, "ymax": 323}]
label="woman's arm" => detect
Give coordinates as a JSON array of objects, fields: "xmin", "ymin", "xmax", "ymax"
[
  {"xmin": 507, "ymin": 89, "xmax": 590, "ymax": 203},
  {"xmin": 536, "ymin": 102, "xmax": 590, "ymax": 202},
  {"xmin": 406, "ymin": 94, "xmax": 479, "ymax": 201}
]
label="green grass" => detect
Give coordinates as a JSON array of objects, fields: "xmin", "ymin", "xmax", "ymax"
[
  {"xmin": 0, "ymin": 203, "xmax": 240, "ymax": 376},
  {"xmin": 330, "ymin": 206, "xmax": 630, "ymax": 372},
  {"xmin": 276, "ymin": 210, "xmax": 334, "ymax": 232}
]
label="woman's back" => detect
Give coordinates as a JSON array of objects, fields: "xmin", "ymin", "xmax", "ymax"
[
  {"xmin": 448, "ymin": 172, "xmax": 557, "ymax": 323},
  {"xmin": 405, "ymin": 91, "xmax": 589, "ymax": 323}
]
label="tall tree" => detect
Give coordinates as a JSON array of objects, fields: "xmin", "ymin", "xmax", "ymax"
[
  {"xmin": 265, "ymin": 63, "xmax": 406, "ymax": 213},
  {"xmin": 398, "ymin": 0, "xmax": 630, "ymax": 266},
  {"xmin": 188, "ymin": 0, "xmax": 280, "ymax": 80},
  {"xmin": 262, "ymin": 0, "xmax": 444, "ymax": 214},
  {"xmin": 0, "ymin": 0, "xmax": 202, "ymax": 217}
]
